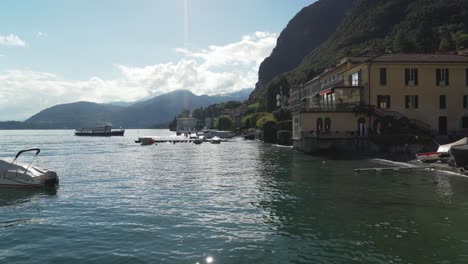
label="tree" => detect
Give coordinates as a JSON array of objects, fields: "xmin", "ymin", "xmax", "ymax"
[
  {"xmin": 215, "ymin": 115, "xmax": 233, "ymax": 131},
  {"xmin": 168, "ymin": 117, "xmax": 177, "ymax": 131},
  {"xmin": 439, "ymin": 26, "xmax": 455, "ymax": 52},
  {"xmin": 192, "ymin": 107, "xmax": 205, "ymax": 120},
  {"xmin": 393, "ymin": 30, "xmax": 415, "ymax": 53}
]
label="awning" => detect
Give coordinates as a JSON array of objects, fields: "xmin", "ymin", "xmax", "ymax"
[{"xmin": 319, "ymin": 88, "xmax": 332, "ymax": 95}]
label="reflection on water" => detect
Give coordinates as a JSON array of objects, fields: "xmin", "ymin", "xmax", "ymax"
[
  {"xmin": 0, "ymin": 129, "xmax": 468, "ymax": 263},
  {"xmin": 0, "ymin": 188, "xmax": 57, "ymax": 228}
]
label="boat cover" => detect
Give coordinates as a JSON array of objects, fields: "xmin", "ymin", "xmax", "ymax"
[
  {"xmin": 0, "ymin": 159, "xmax": 45, "ymax": 177},
  {"xmin": 437, "ymin": 137, "xmax": 468, "ymax": 153}
]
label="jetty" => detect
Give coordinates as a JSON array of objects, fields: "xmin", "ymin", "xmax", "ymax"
[
  {"xmin": 137, "ymin": 137, "xmax": 197, "ymax": 144},
  {"xmin": 355, "ymin": 166, "xmax": 436, "ymax": 173}
]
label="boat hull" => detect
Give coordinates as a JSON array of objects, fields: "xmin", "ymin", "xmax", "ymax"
[
  {"xmin": 416, "ymin": 152, "xmax": 440, "ymax": 162},
  {"xmin": 0, "ymin": 170, "xmax": 58, "ymax": 188},
  {"xmin": 450, "ymin": 145, "xmax": 468, "ymax": 168},
  {"xmin": 75, "ymin": 130, "xmax": 125, "ymax": 136}
]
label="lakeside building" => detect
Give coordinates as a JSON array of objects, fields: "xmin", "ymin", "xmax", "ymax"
[
  {"xmin": 290, "ymin": 53, "xmax": 468, "ymax": 153},
  {"xmin": 176, "ymin": 117, "xmax": 197, "ymax": 133}
]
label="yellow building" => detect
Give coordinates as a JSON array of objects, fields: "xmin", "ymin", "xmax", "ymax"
[{"xmin": 291, "ymin": 53, "xmax": 468, "ymax": 152}]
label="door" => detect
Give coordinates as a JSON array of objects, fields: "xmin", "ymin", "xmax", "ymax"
[{"xmin": 439, "ymin": 116, "xmax": 447, "ymax": 135}]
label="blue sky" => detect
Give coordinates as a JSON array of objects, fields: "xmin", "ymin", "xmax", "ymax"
[{"xmin": 0, "ymin": 0, "xmax": 314, "ymax": 120}]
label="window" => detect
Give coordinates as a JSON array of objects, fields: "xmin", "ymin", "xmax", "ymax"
[
  {"xmin": 377, "ymin": 95, "xmax": 391, "ymax": 109},
  {"xmin": 380, "ymin": 68, "xmax": 387, "ymax": 86},
  {"xmin": 316, "ymin": 118, "xmax": 323, "ymax": 131},
  {"xmin": 464, "ymin": 95, "xmax": 468, "ymax": 109},
  {"xmin": 439, "ymin": 95, "xmax": 446, "ymax": 109},
  {"xmin": 405, "ymin": 95, "xmax": 419, "ymax": 109},
  {"xmin": 462, "ymin": 116, "xmax": 468, "ymax": 129},
  {"xmin": 466, "ymin": 69, "xmax": 468, "ymax": 86},
  {"xmin": 351, "ymin": 70, "xmax": 362, "ymax": 86},
  {"xmin": 324, "ymin": 118, "xmax": 331, "ymax": 131},
  {"xmin": 294, "ymin": 117, "xmax": 299, "ymax": 136},
  {"xmin": 405, "ymin": 68, "xmax": 418, "ymax": 86},
  {"xmin": 436, "ymin": 68, "xmax": 449, "ymax": 86}
]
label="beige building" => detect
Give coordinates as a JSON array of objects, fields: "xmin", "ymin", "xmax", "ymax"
[{"xmin": 290, "ymin": 53, "xmax": 468, "ymax": 152}]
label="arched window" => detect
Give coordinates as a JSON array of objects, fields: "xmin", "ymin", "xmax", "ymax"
[
  {"xmin": 316, "ymin": 118, "xmax": 323, "ymax": 131},
  {"xmin": 324, "ymin": 118, "xmax": 331, "ymax": 131}
]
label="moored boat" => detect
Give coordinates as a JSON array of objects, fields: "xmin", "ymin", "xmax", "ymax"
[
  {"xmin": 450, "ymin": 145, "xmax": 468, "ymax": 168},
  {"xmin": 0, "ymin": 149, "xmax": 58, "ymax": 188},
  {"xmin": 75, "ymin": 124, "xmax": 125, "ymax": 136},
  {"xmin": 210, "ymin": 136, "xmax": 221, "ymax": 144},
  {"xmin": 140, "ymin": 137, "xmax": 155, "ymax": 146},
  {"xmin": 415, "ymin": 152, "xmax": 441, "ymax": 162}
]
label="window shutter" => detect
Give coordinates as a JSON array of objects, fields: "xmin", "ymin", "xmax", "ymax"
[
  {"xmin": 405, "ymin": 69, "xmax": 409, "ymax": 85},
  {"xmin": 414, "ymin": 69, "xmax": 418, "ymax": 85},
  {"xmin": 387, "ymin": 96, "xmax": 391, "ymax": 108},
  {"xmin": 415, "ymin": 96, "xmax": 419, "ymax": 108},
  {"xmin": 466, "ymin": 69, "xmax": 468, "ymax": 86},
  {"xmin": 405, "ymin": 96, "xmax": 409, "ymax": 108},
  {"xmin": 446, "ymin": 69, "xmax": 449, "ymax": 86},
  {"xmin": 436, "ymin": 69, "xmax": 441, "ymax": 86}
]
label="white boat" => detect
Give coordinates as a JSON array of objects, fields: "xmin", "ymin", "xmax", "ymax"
[
  {"xmin": 210, "ymin": 136, "xmax": 221, "ymax": 144},
  {"xmin": 437, "ymin": 137, "xmax": 468, "ymax": 153},
  {"xmin": 415, "ymin": 152, "xmax": 441, "ymax": 162},
  {"xmin": 0, "ymin": 149, "xmax": 58, "ymax": 188}
]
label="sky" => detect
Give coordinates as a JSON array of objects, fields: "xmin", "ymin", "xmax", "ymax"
[{"xmin": 0, "ymin": 0, "xmax": 313, "ymax": 120}]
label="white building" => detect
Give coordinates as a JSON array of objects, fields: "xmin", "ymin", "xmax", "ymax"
[{"xmin": 177, "ymin": 118, "xmax": 197, "ymax": 132}]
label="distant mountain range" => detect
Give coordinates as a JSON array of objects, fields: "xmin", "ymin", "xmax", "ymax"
[{"xmin": 0, "ymin": 88, "xmax": 252, "ymax": 129}]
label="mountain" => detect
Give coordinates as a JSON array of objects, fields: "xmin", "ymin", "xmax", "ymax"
[
  {"xmin": 213, "ymin": 88, "xmax": 254, "ymax": 101},
  {"xmin": 255, "ymin": 0, "xmax": 468, "ymax": 110},
  {"xmin": 252, "ymin": 0, "xmax": 355, "ymax": 98},
  {"xmin": 21, "ymin": 88, "xmax": 252, "ymax": 129}
]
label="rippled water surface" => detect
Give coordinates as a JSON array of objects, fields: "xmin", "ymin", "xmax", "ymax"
[{"xmin": 1, "ymin": 129, "xmax": 468, "ymax": 263}]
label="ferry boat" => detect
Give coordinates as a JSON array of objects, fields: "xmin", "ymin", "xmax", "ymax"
[{"xmin": 75, "ymin": 124, "xmax": 125, "ymax": 136}]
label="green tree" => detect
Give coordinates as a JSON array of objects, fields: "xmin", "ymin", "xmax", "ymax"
[
  {"xmin": 192, "ymin": 107, "xmax": 205, "ymax": 120},
  {"xmin": 439, "ymin": 26, "xmax": 455, "ymax": 52},
  {"xmin": 215, "ymin": 115, "xmax": 233, "ymax": 131},
  {"xmin": 393, "ymin": 30, "xmax": 414, "ymax": 52}
]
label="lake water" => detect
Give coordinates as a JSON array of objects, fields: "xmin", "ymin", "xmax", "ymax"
[{"xmin": 1, "ymin": 129, "xmax": 468, "ymax": 263}]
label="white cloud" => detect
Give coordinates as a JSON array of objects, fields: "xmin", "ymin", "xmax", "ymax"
[
  {"xmin": 0, "ymin": 31, "xmax": 277, "ymax": 120},
  {"xmin": 36, "ymin": 31, "xmax": 48, "ymax": 38},
  {"xmin": 0, "ymin": 34, "xmax": 27, "ymax": 47}
]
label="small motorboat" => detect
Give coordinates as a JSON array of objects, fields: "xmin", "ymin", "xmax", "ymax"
[
  {"xmin": 0, "ymin": 149, "xmax": 58, "ymax": 188},
  {"xmin": 140, "ymin": 137, "xmax": 155, "ymax": 146},
  {"xmin": 415, "ymin": 152, "xmax": 441, "ymax": 162},
  {"xmin": 211, "ymin": 136, "xmax": 221, "ymax": 144},
  {"xmin": 193, "ymin": 139, "xmax": 203, "ymax": 145}
]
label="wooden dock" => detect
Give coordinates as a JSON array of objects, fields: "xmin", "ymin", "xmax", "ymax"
[
  {"xmin": 355, "ymin": 166, "xmax": 436, "ymax": 173},
  {"xmin": 136, "ymin": 137, "xmax": 197, "ymax": 144}
]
